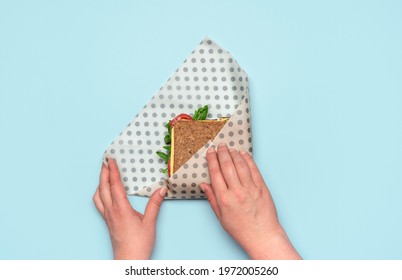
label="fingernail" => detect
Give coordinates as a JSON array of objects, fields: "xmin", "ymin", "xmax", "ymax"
[
  {"xmin": 218, "ymin": 142, "xmax": 226, "ymax": 148},
  {"xmin": 159, "ymin": 187, "xmax": 168, "ymax": 196},
  {"xmin": 229, "ymin": 148, "xmax": 235, "ymax": 152},
  {"xmin": 207, "ymin": 147, "xmax": 215, "ymax": 153},
  {"xmin": 240, "ymin": 150, "xmax": 247, "ymax": 155},
  {"xmin": 199, "ymin": 183, "xmax": 205, "ymax": 192}
]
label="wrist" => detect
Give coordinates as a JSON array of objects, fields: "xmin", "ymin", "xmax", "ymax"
[
  {"xmin": 113, "ymin": 243, "xmax": 152, "ymax": 260},
  {"xmin": 244, "ymin": 226, "xmax": 301, "ymax": 260}
]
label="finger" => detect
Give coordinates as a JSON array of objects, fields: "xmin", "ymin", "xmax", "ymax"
[
  {"xmin": 99, "ymin": 162, "xmax": 112, "ymax": 207},
  {"xmin": 144, "ymin": 187, "xmax": 167, "ymax": 225},
  {"xmin": 108, "ymin": 158, "xmax": 130, "ymax": 207},
  {"xmin": 199, "ymin": 182, "xmax": 220, "ymax": 220},
  {"xmin": 216, "ymin": 143, "xmax": 243, "ymax": 189},
  {"xmin": 93, "ymin": 187, "xmax": 105, "ymax": 217},
  {"xmin": 206, "ymin": 147, "xmax": 228, "ymax": 195},
  {"xmin": 240, "ymin": 151, "xmax": 266, "ymax": 187},
  {"xmin": 230, "ymin": 149, "xmax": 255, "ymax": 188}
]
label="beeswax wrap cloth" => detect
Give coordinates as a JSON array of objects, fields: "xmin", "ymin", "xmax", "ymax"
[{"xmin": 103, "ymin": 37, "xmax": 253, "ymax": 199}]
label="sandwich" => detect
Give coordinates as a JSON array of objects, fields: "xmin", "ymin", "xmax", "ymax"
[{"xmin": 156, "ymin": 105, "xmax": 228, "ymax": 176}]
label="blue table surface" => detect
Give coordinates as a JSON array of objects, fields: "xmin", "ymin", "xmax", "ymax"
[{"xmin": 1, "ymin": 0, "xmax": 401, "ymax": 260}]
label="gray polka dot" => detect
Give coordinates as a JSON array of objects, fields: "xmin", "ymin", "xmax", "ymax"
[
  {"xmin": 202, "ymin": 173, "xmax": 207, "ymax": 178},
  {"xmin": 132, "ymin": 177, "xmax": 137, "ymax": 182},
  {"xmin": 238, "ymin": 130, "xmax": 244, "ymax": 135},
  {"xmin": 123, "ymin": 177, "xmax": 128, "ymax": 182},
  {"xmin": 128, "ymin": 140, "xmax": 133, "ymax": 145},
  {"xmin": 121, "ymin": 158, "xmax": 126, "ymax": 163},
  {"xmin": 238, "ymin": 120, "xmax": 243, "ymax": 125},
  {"xmin": 191, "ymin": 183, "xmax": 197, "ymax": 187},
  {"xmin": 142, "ymin": 177, "xmax": 147, "ymax": 182},
  {"xmin": 228, "ymin": 122, "xmax": 233, "ymax": 127},
  {"xmin": 127, "ymin": 131, "xmax": 132, "ymax": 136},
  {"xmin": 122, "ymin": 167, "xmax": 127, "ymax": 172},
  {"xmin": 192, "ymin": 173, "xmax": 197, "ymax": 178},
  {"xmin": 110, "ymin": 149, "xmax": 115, "ymax": 154},
  {"xmin": 182, "ymin": 173, "xmax": 188, "ymax": 179},
  {"xmin": 229, "ymin": 141, "xmax": 235, "ymax": 147},
  {"xmin": 146, "ymin": 187, "xmax": 152, "ymax": 192},
  {"xmin": 183, "ymin": 163, "xmax": 189, "ymax": 169},
  {"xmin": 125, "ymin": 186, "xmax": 129, "ymax": 191},
  {"xmin": 239, "ymin": 139, "xmax": 244, "ymax": 145},
  {"xmin": 229, "ymin": 131, "xmax": 234, "ymax": 137},
  {"xmin": 139, "ymin": 158, "xmax": 144, "ymax": 163},
  {"xmin": 134, "ymin": 186, "xmax": 139, "ymax": 191},
  {"xmin": 193, "ymin": 163, "xmax": 198, "ymax": 168}
]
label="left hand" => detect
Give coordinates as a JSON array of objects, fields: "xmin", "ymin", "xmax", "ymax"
[{"xmin": 93, "ymin": 158, "xmax": 167, "ymax": 259}]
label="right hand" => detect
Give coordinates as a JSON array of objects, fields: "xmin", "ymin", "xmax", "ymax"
[{"xmin": 200, "ymin": 143, "xmax": 301, "ymax": 259}]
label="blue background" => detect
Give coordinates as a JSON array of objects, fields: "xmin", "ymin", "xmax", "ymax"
[{"xmin": 0, "ymin": 0, "xmax": 401, "ymax": 260}]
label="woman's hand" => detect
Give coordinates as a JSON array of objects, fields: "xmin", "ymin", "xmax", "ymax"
[
  {"xmin": 93, "ymin": 158, "xmax": 167, "ymax": 260},
  {"xmin": 200, "ymin": 143, "xmax": 301, "ymax": 260}
]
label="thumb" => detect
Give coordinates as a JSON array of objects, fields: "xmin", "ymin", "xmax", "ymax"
[
  {"xmin": 200, "ymin": 182, "xmax": 220, "ymax": 220},
  {"xmin": 144, "ymin": 187, "xmax": 167, "ymax": 225}
]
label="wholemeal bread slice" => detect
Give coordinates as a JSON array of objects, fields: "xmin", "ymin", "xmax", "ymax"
[{"xmin": 170, "ymin": 119, "xmax": 228, "ymax": 174}]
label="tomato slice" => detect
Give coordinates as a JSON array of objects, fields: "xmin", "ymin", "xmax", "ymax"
[{"xmin": 169, "ymin": 113, "xmax": 193, "ymax": 127}]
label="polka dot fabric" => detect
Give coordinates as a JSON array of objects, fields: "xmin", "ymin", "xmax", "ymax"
[{"xmin": 103, "ymin": 37, "xmax": 253, "ymax": 199}]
